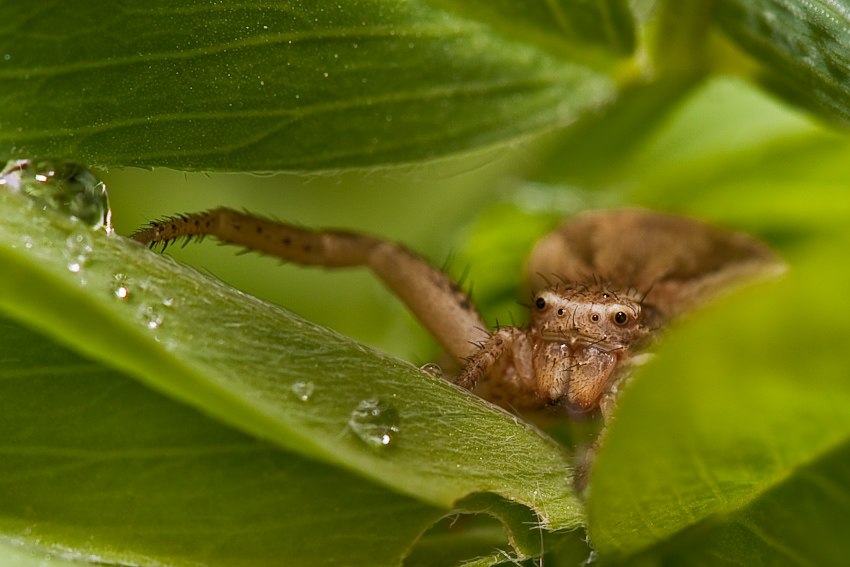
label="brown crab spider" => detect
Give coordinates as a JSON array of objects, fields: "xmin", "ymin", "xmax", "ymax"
[{"xmin": 132, "ymin": 208, "xmax": 783, "ymax": 424}]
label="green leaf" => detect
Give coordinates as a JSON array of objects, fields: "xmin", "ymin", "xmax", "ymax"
[
  {"xmin": 0, "ymin": 0, "xmax": 614, "ymax": 171},
  {"xmin": 406, "ymin": 529, "xmax": 512, "ymax": 567},
  {"xmin": 0, "ymin": 317, "xmax": 442, "ymax": 566},
  {"xmin": 0, "ymin": 190, "xmax": 585, "ymax": 561},
  {"xmin": 650, "ymin": 1, "xmax": 715, "ymax": 76},
  {"xmin": 407, "ymin": 528, "xmax": 592, "ymax": 567},
  {"xmin": 586, "ymin": 235, "xmax": 850, "ymax": 565},
  {"xmin": 405, "ymin": 497, "xmax": 547, "ymax": 567},
  {"xmin": 715, "ymin": 0, "xmax": 850, "ymax": 126},
  {"xmin": 0, "ymin": 539, "xmax": 83, "ymax": 567},
  {"xmin": 622, "ymin": 78, "xmax": 850, "ymax": 246},
  {"xmin": 0, "ymin": 540, "xmax": 92, "ymax": 567},
  {"xmin": 422, "ymin": 0, "xmax": 636, "ymax": 63}
]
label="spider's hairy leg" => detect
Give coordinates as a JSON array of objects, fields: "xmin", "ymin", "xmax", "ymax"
[
  {"xmin": 455, "ymin": 326, "xmax": 532, "ymax": 393},
  {"xmin": 132, "ymin": 208, "xmax": 489, "ymax": 360}
]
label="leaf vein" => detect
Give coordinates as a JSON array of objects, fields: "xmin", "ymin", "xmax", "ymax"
[{"xmin": 0, "ymin": 25, "xmax": 479, "ymax": 80}]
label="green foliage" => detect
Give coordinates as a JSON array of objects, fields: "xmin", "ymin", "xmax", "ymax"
[
  {"xmin": 0, "ymin": 1, "xmax": 613, "ymax": 171},
  {"xmin": 0, "ymin": 192, "xmax": 586, "ymax": 563},
  {"xmin": 1, "ymin": 0, "xmax": 850, "ymax": 566},
  {"xmin": 590, "ymin": 238, "xmax": 850, "ymax": 564},
  {"xmin": 423, "ymin": 0, "xmax": 636, "ymax": 63},
  {"xmin": 716, "ymin": 0, "xmax": 850, "ymax": 124},
  {"xmin": 0, "ymin": 311, "xmax": 441, "ymax": 567}
]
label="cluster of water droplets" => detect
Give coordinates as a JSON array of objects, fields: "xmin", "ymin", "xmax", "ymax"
[
  {"xmin": 0, "ymin": 159, "xmax": 114, "ymax": 284},
  {"xmin": 109, "ymin": 272, "xmax": 176, "ymax": 334},
  {"xmin": 138, "ymin": 301, "xmax": 168, "ymax": 330},
  {"xmin": 348, "ymin": 397, "xmax": 400, "ymax": 448},
  {"xmin": 0, "ymin": 159, "xmax": 180, "ymax": 338},
  {"xmin": 65, "ymin": 229, "xmax": 94, "ymax": 273},
  {"xmin": 1, "ymin": 159, "xmax": 113, "ymax": 232}
]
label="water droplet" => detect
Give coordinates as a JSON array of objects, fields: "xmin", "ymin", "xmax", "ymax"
[
  {"xmin": 1, "ymin": 159, "xmax": 113, "ymax": 232},
  {"xmin": 111, "ymin": 273, "xmax": 130, "ymax": 300},
  {"xmin": 349, "ymin": 398, "xmax": 399, "ymax": 448},
  {"xmin": 64, "ymin": 230, "xmax": 93, "ymax": 273},
  {"xmin": 419, "ymin": 363, "xmax": 442, "ymax": 379},
  {"xmin": 291, "ymin": 381, "xmax": 314, "ymax": 402},
  {"xmin": 138, "ymin": 302, "xmax": 164, "ymax": 329}
]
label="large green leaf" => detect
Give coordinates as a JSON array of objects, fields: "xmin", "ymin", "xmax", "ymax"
[
  {"xmin": 0, "ymin": 0, "xmax": 614, "ymax": 171},
  {"xmin": 0, "ymin": 317, "xmax": 442, "ymax": 566},
  {"xmin": 586, "ymin": 236, "xmax": 850, "ymax": 565},
  {"xmin": 715, "ymin": 0, "xmax": 850, "ymax": 126},
  {"xmin": 0, "ymin": 189, "xmax": 585, "ymax": 562}
]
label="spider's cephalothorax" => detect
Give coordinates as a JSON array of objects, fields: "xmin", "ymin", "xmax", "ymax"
[
  {"xmin": 530, "ymin": 284, "xmax": 653, "ymax": 410},
  {"xmin": 531, "ymin": 284, "xmax": 648, "ymax": 350},
  {"xmin": 452, "ymin": 281, "xmax": 657, "ymax": 418}
]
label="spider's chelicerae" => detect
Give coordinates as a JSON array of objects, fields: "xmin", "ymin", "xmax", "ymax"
[{"xmin": 132, "ymin": 209, "xmax": 783, "ymax": 428}]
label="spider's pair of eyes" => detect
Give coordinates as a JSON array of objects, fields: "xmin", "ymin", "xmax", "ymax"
[
  {"xmin": 535, "ymin": 297, "xmax": 566, "ymax": 315},
  {"xmin": 536, "ymin": 297, "xmax": 628, "ymax": 325},
  {"xmin": 590, "ymin": 312, "xmax": 629, "ymax": 325}
]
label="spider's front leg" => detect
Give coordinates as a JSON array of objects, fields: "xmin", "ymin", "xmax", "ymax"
[
  {"xmin": 132, "ymin": 208, "xmax": 490, "ymax": 360},
  {"xmin": 455, "ymin": 327, "xmax": 537, "ymax": 408}
]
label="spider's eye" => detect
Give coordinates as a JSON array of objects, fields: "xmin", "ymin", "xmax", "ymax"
[
  {"xmin": 536, "ymin": 297, "xmax": 546, "ymax": 309},
  {"xmin": 602, "ymin": 293, "xmax": 610, "ymax": 298},
  {"xmin": 590, "ymin": 314, "xmax": 600, "ymax": 322},
  {"xmin": 614, "ymin": 312, "xmax": 628, "ymax": 325},
  {"xmin": 557, "ymin": 308, "xmax": 565, "ymax": 316}
]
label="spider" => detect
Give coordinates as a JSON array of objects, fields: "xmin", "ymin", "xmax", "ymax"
[{"xmin": 132, "ymin": 208, "xmax": 782, "ymax": 425}]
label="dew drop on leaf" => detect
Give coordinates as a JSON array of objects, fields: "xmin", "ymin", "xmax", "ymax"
[
  {"xmin": 418, "ymin": 362, "xmax": 442, "ymax": 379},
  {"xmin": 291, "ymin": 381, "xmax": 315, "ymax": 402},
  {"xmin": 0, "ymin": 159, "xmax": 112, "ymax": 232},
  {"xmin": 349, "ymin": 398, "xmax": 400, "ymax": 449},
  {"xmin": 111, "ymin": 273, "xmax": 130, "ymax": 300}
]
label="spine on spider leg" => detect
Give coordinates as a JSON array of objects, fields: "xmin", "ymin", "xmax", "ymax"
[
  {"xmin": 131, "ymin": 208, "xmax": 381, "ymax": 266},
  {"xmin": 131, "ymin": 210, "xmax": 219, "ymax": 249}
]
